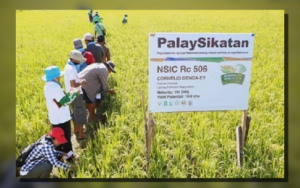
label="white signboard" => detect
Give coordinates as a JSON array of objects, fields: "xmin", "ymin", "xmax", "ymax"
[{"xmin": 149, "ymin": 33, "xmax": 255, "ymax": 113}]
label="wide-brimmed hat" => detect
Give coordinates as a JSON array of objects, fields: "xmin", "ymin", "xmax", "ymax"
[
  {"xmin": 42, "ymin": 66, "xmax": 65, "ymax": 81},
  {"xmin": 49, "ymin": 127, "xmax": 68, "ymax": 144},
  {"xmin": 70, "ymin": 50, "xmax": 86, "ymax": 62},
  {"xmin": 73, "ymin": 38, "xmax": 83, "ymax": 49},
  {"xmin": 105, "ymin": 61, "xmax": 116, "ymax": 73}
]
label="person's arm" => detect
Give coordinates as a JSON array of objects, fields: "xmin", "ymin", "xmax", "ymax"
[
  {"xmin": 98, "ymin": 68, "xmax": 109, "ymax": 91},
  {"xmin": 102, "ymin": 55, "xmax": 106, "ymax": 63},
  {"xmin": 54, "ymin": 151, "xmax": 66, "ymax": 161},
  {"xmin": 106, "ymin": 47, "xmax": 111, "ymax": 61},
  {"xmin": 42, "ymin": 145, "xmax": 71, "ymax": 170},
  {"xmin": 94, "ymin": 25, "xmax": 97, "ymax": 40},
  {"xmin": 69, "ymin": 69, "xmax": 85, "ymax": 88},
  {"xmin": 98, "ymin": 68, "xmax": 115, "ymax": 94},
  {"xmin": 70, "ymin": 80, "xmax": 80, "ymax": 88},
  {"xmin": 101, "ymin": 24, "xmax": 106, "ymax": 35},
  {"xmin": 70, "ymin": 79, "xmax": 85, "ymax": 88},
  {"xmin": 100, "ymin": 46, "xmax": 106, "ymax": 63},
  {"xmin": 52, "ymin": 87, "xmax": 79, "ymax": 108}
]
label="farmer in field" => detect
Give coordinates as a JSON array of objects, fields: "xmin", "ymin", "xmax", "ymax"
[
  {"xmin": 93, "ymin": 11, "xmax": 103, "ymax": 24},
  {"xmin": 94, "ymin": 20, "xmax": 106, "ymax": 39},
  {"xmin": 19, "ymin": 127, "xmax": 77, "ymax": 178},
  {"xmin": 78, "ymin": 62, "xmax": 116, "ymax": 121},
  {"xmin": 83, "ymin": 33, "xmax": 105, "ymax": 63},
  {"xmin": 122, "ymin": 14, "xmax": 128, "ymax": 24},
  {"xmin": 95, "ymin": 35, "xmax": 111, "ymax": 106},
  {"xmin": 88, "ymin": 10, "xmax": 93, "ymax": 23},
  {"xmin": 73, "ymin": 38, "xmax": 95, "ymax": 71},
  {"xmin": 96, "ymin": 35, "xmax": 110, "ymax": 62},
  {"xmin": 64, "ymin": 50, "xmax": 88, "ymax": 140},
  {"xmin": 42, "ymin": 66, "xmax": 79, "ymax": 153}
]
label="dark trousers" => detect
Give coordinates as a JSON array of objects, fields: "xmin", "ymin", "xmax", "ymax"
[
  {"xmin": 20, "ymin": 163, "xmax": 53, "ymax": 178},
  {"xmin": 51, "ymin": 120, "xmax": 72, "ymax": 153}
]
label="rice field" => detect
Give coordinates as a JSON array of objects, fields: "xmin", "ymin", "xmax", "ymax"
[{"xmin": 16, "ymin": 10, "xmax": 284, "ymax": 178}]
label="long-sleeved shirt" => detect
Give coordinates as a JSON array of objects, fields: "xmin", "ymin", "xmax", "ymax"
[
  {"xmin": 20, "ymin": 136, "xmax": 71, "ymax": 176},
  {"xmin": 78, "ymin": 63, "xmax": 110, "ymax": 103}
]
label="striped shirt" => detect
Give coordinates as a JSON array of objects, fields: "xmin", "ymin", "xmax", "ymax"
[
  {"xmin": 20, "ymin": 136, "xmax": 71, "ymax": 176},
  {"xmin": 78, "ymin": 63, "xmax": 110, "ymax": 102}
]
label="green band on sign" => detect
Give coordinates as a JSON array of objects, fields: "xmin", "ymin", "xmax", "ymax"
[{"xmin": 221, "ymin": 73, "xmax": 245, "ymax": 85}]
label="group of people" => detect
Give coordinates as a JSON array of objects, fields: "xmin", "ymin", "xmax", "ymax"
[
  {"xmin": 18, "ymin": 11, "xmax": 117, "ymax": 178},
  {"xmin": 88, "ymin": 10, "xmax": 128, "ymax": 25}
]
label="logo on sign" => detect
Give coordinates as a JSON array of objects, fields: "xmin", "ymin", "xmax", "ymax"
[
  {"xmin": 158, "ymin": 101, "xmax": 162, "ymax": 106},
  {"xmin": 221, "ymin": 64, "xmax": 246, "ymax": 85},
  {"xmin": 188, "ymin": 100, "xmax": 193, "ymax": 106},
  {"xmin": 175, "ymin": 101, "xmax": 180, "ymax": 106},
  {"xmin": 169, "ymin": 101, "xmax": 173, "ymax": 106},
  {"xmin": 164, "ymin": 101, "xmax": 168, "ymax": 106},
  {"xmin": 181, "ymin": 100, "xmax": 186, "ymax": 106}
]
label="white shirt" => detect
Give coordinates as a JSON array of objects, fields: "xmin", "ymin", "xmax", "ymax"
[
  {"xmin": 64, "ymin": 63, "xmax": 83, "ymax": 94},
  {"xmin": 44, "ymin": 82, "xmax": 71, "ymax": 125}
]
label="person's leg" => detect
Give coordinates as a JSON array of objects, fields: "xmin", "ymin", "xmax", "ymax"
[
  {"xmin": 39, "ymin": 163, "xmax": 53, "ymax": 178},
  {"xmin": 87, "ymin": 102, "xmax": 97, "ymax": 120},
  {"xmin": 82, "ymin": 88, "xmax": 99, "ymax": 121},
  {"xmin": 54, "ymin": 121, "xmax": 72, "ymax": 152},
  {"xmin": 62, "ymin": 120, "xmax": 72, "ymax": 152},
  {"xmin": 20, "ymin": 163, "xmax": 53, "ymax": 178},
  {"xmin": 73, "ymin": 120, "xmax": 78, "ymax": 135},
  {"xmin": 74, "ymin": 95, "xmax": 87, "ymax": 139},
  {"xmin": 71, "ymin": 101, "xmax": 79, "ymax": 135}
]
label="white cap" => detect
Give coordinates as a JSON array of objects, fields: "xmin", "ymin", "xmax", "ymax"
[{"xmin": 83, "ymin": 33, "xmax": 94, "ymax": 41}]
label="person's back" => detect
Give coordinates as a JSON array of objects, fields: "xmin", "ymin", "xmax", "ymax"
[
  {"xmin": 94, "ymin": 22, "xmax": 105, "ymax": 36},
  {"xmin": 101, "ymin": 44, "xmax": 110, "ymax": 62},
  {"xmin": 122, "ymin": 14, "xmax": 128, "ymax": 24},
  {"xmin": 73, "ymin": 38, "xmax": 95, "ymax": 69},
  {"xmin": 85, "ymin": 42, "xmax": 104, "ymax": 63},
  {"xmin": 78, "ymin": 63, "xmax": 109, "ymax": 100},
  {"xmin": 79, "ymin": 63, "xmax": 107, "ymax": 84},
  {"xmin": 44, "ymin": 81, "xmax": 71, "ymax": 125},
  {"xmin": 82, "ymin": 50, "xmax": 95, "ymax": 65},
  {"xmin": 96, "ymin": 35, "xmax": 110, "ymax": 62},
  {"xmin": 83, "ymin": 33, "xmax": 105, "ymax": 63},
  {"xmin": 93, "ymin": 12, "xmax": 102, "ymax": 24},
  {"xmin": 88, "ymin": 10, "xmax": 93, "ymax": 23}
]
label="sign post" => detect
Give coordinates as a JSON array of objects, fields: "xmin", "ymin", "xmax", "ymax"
[{"xmin": 147, "ymin": 33, "xmax": 255, "ymax": 167}]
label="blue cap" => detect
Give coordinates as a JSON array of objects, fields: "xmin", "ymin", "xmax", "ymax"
[{"xmin": 42, "ymin": 66, "xmax": 65, "ymax": 81}]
